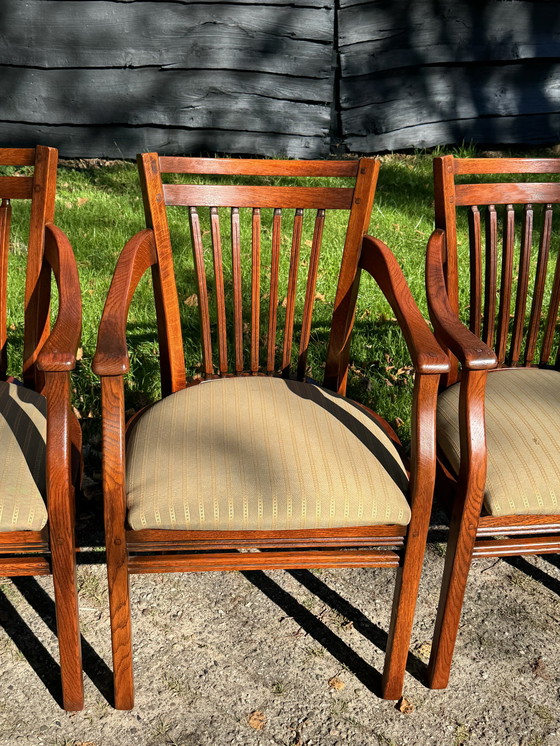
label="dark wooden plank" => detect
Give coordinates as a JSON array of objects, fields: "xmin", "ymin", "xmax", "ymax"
[
  {"xmin": 339, "ymin": 1, "xmax": 560, "ymax": 76},
  {"xmin": 342, "ymin": 62, "xmax": 560, "ymax": 125},
  {"xmin": 1, "ymin": 68, "xmax": 332, "ymax": 134},
  {"xmin": 0, "ymin": 1, "xmax": 333, "ymax": 74},
  {"xmin": 0, "ymin": 122, "xmax": 329, "ymax": 159},
  {"xmin": 344, "ymin": 113, "xmax": 560, "ymax": 154}
]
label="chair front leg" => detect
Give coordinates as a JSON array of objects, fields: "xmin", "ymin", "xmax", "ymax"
[
  {"xmin": 45, "ymin": 372, "xmax": 84, "ymax": 711},
  {"xmin": 427, "ymin": 370, "xmax": 488, "ymax": 689},
  {"xmin": 382, "ymin": 373, "xmax": 439, "ymax": 699},
  {"xmin": 101, "ymin": 375, "xmax": 134, "ymax": 710}
]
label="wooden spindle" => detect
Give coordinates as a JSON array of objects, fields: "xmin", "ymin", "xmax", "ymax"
[
  {"xmin": 282, "ymin": 208, "xmax": 304, "ymax": 376},
  {"xmin": 541, "ymin": 229, "xmax": 560, "ymax": 366},
  {"xmin": 266, "ymin": 208, "xmax": 282, "ymax": 373},
  {"xmin": 482, "ymin": 205, "xmax": 497, "ymax": 346},
  {"xmin": 189, "ymin": 207, "xmax": 213, "ymax": 376},
  {"xmin": 210, "ymin": 207, "xmax": 228, "ymax": 374},
  {"xmin": 496, "ymin": 204, "xmax": 515, "ymax": 365},
  {"xmin": 468, "ymin": 206, "xmax": 481, "ymax": 336},
  {"xmin": 251, "ymin": 208, "xmax": 261, "ymax": 373},
  {"xmin": 525, "ymin": 204, "xmax": 552, "ymax": 366},
  {"xmin": 297, "ymin": 209, "xmax": 325, "ymax": 380},
  {"xmin": 231, "ymin": 207, "xmax": 243, "ymax": 373},
  {"xmin": 510, "ymin": 203, "xmax": 533, "ymax": 365},
  {"xmin": 0, "ymin": 199, "xmax": 11, "ymax": 377}
]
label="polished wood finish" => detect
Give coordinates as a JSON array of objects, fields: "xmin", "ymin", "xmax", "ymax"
[
  {"xmin": 94, "ymin": 155, "xmax": 449, "ymax": 708},
  {"xmin": 427, "ymin": 155, "xmax": 560, "ymax": 691},
  {"xmin": 0, "ymin": 147, "xmax": 83, "ymax": 710}
]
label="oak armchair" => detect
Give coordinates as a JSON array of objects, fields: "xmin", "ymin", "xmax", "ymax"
[
  {"xmin": 0, "ymin": 147, "xmax": 83, "ymax": 710},
  {"xmin": 93, "ymin": 155, "xmax": 448, "ymax": 709},
  {"xmin": 426, "ymin": 155, "xmax": 560, "ymax": 689}
]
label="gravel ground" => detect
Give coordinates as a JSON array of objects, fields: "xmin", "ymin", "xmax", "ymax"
[{"xmin": 0, "ymin": 519, "xmax": 559, "ymax": 746}]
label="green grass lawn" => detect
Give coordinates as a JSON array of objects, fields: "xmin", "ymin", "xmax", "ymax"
[{"xmin": 3, "ymin": 145, "xmax": 558, "ymax": 448}]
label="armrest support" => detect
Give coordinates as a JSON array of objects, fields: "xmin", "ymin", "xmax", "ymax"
[
  {"xmin": 92, "ymin": 229, "xmax": 157, "ymax": 376},
  {"xmin": 37, "ymin": 223, "xmax": 82, "ymax": 372},
  {"xmin": 359, "ymin": 235, "xmax": 449, "ymax": 375},
  {"xmin": 426, "ymin": 230, "xmax": 497, "ymax": 370}
]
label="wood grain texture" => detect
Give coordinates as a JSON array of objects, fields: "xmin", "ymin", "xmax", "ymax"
[
  {"xmin": 339, "ymin": 1, "xmax": 560, "ymax": 75},
  {"xmin": 1, "ymin": 0, "xmax": 333, "ymax": 72}
]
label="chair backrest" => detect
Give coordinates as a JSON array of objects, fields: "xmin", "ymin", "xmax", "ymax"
[
  {"xmin": 137, "ymin": 154, "xmax": 379, "ymax": 394},
  {"xmin": 434, "ymin": 155, "xmax": 560, "ymax": 370},
  {"xmin": 0, "ymin": 146, "xmax": 58, "ymax": 387}
]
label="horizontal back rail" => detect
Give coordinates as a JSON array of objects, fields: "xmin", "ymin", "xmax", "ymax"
[
  {"xmin": 0, "ymin": 149, "xmax": 36, "ymax": 167},
  {"xmin": 455, "ymin": 182, "xmax": 560, "ymax": 206},
  {"xmin": 163, "ymin": 184, "xmax": 354, "ymax": 210},
  {"xmin": 454, "ymin": 158, "xmax": 560, "ymax": 175},
  {"xmin": 159, "ymin": 157, "xmax": 359, "ymax": 177},
  {"xmin": 0, "ymin": 176, "xmax": 34, "ymax": 200}
]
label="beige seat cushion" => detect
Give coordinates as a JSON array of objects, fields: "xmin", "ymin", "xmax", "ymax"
[
  {"xmin": 126, "ymin": 377, "xmax": 411, "ymax": 531},
  {"xmin": 437, "ymin": 368, "xmax": 560, "ymax": 517},
  {"xmin": 0, "ymin": 380, "xmax": 47, "ymax": 531}
]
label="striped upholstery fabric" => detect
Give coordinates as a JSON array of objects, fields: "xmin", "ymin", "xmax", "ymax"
[
  {"xmin": 0, "ymin": 380, "xmax": 48, "ymax": 531},
  {"xmin": 126, "ymin": 377, "xmax": 411, "ymax": 531},
  {"xmin": 437, "ymin": 368, "xmax": 560, "ymax": 517}
]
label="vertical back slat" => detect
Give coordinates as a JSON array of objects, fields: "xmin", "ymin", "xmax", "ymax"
[
  {"xmin": 189, "ymin": 207, "xmax": 213, "ymax": 376},
  {"xmin": 0, "ymin": 199, "xmax": 11, "ymax": 377},
  {"xmin": 482, "ymin": 205, "xmax": 497, "ymax": 346},
  {"xmin": 525, "ymin": 204, "xmax": 553, "ymax": 365},
  {"xmin": 496, "ymin": 204, "xmax": 515, "ymax": 365},
  {"xmin": 266, "ymin": 208, "xmax": 282, "ymax": 373},
  {"xmin": 297, "ymin": 209, "xmax": 325, "ymax": 380},
  {"xmin": 251, "ymin": 208, "xmax": 261, "ymax": 373},
  {"xmin": 468, "ymin": 206, "xmax": 482, "ymax": 336},
  {"xmin": 510, "ymin": 203, "xmax": 533, "ymax": 365},
  {"xmin": 282, "ymin": 208, "xmax": 304, "ymax": 376},
  {"xmin": 210, "ymin": 207, "xmax": 228, "ymax": 373},
  {"xmin": 541, "ymin": 238, "xmax": 560, "ymax": 366},
  {"xmin": 231, "ymin": 207, "xmax": 243, "ymax": 373}
]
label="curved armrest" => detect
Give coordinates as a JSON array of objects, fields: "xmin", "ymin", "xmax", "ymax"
[
  {"xmin": 92, "ymin": 230, "xmax": 157, "ymax": 376},
  {"xmin": 358, "ymin": 235, "xmax": 449, "ymax": 375},
  {"xmin": 37, "ymin": 223, "xmax": 82, "ymax": 372},
  {"xmin": 426, "ymin": 230, "xmax": 497, "ymax": 370}
]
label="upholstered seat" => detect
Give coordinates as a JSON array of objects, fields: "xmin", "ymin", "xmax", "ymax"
[
  {"xmin": 437, "ymin": 368, "xmax": 560, "ymax": 517},
  {"xmin": 0, "ymin": 380, "xmax": 47, "ymax": 531},
  {"xmin": 126, "ymin": 376, "xmax": 411, "ymax": 531}
]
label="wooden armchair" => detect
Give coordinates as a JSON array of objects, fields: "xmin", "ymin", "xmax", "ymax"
[
  {"xmin": 426, "ymin": 155, "xmax": 560, "ymax": 689},
  {"xmin": 0, "ymin": 147, "xmax": 83, "ymax": 710},
  {"xmin": 93, "ymin": 154, "xmax": 448, "ymax": 709}
]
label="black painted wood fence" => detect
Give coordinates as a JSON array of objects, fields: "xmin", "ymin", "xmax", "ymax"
[{"xmin": 1, "ymin": 0, "xmax": 559, "ymax": 158}]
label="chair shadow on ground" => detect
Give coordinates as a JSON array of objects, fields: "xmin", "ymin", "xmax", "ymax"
[
  {"xmin": 243, "ymin": 568, "xmax": 426, "ymax": 696},
  {"xmin": 504, "ymin": 554, "xmax": 560, "ymax": 597},
  {"xmin": 0, "ymin": 576, "xmax": 113, "ymax": 708}
]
